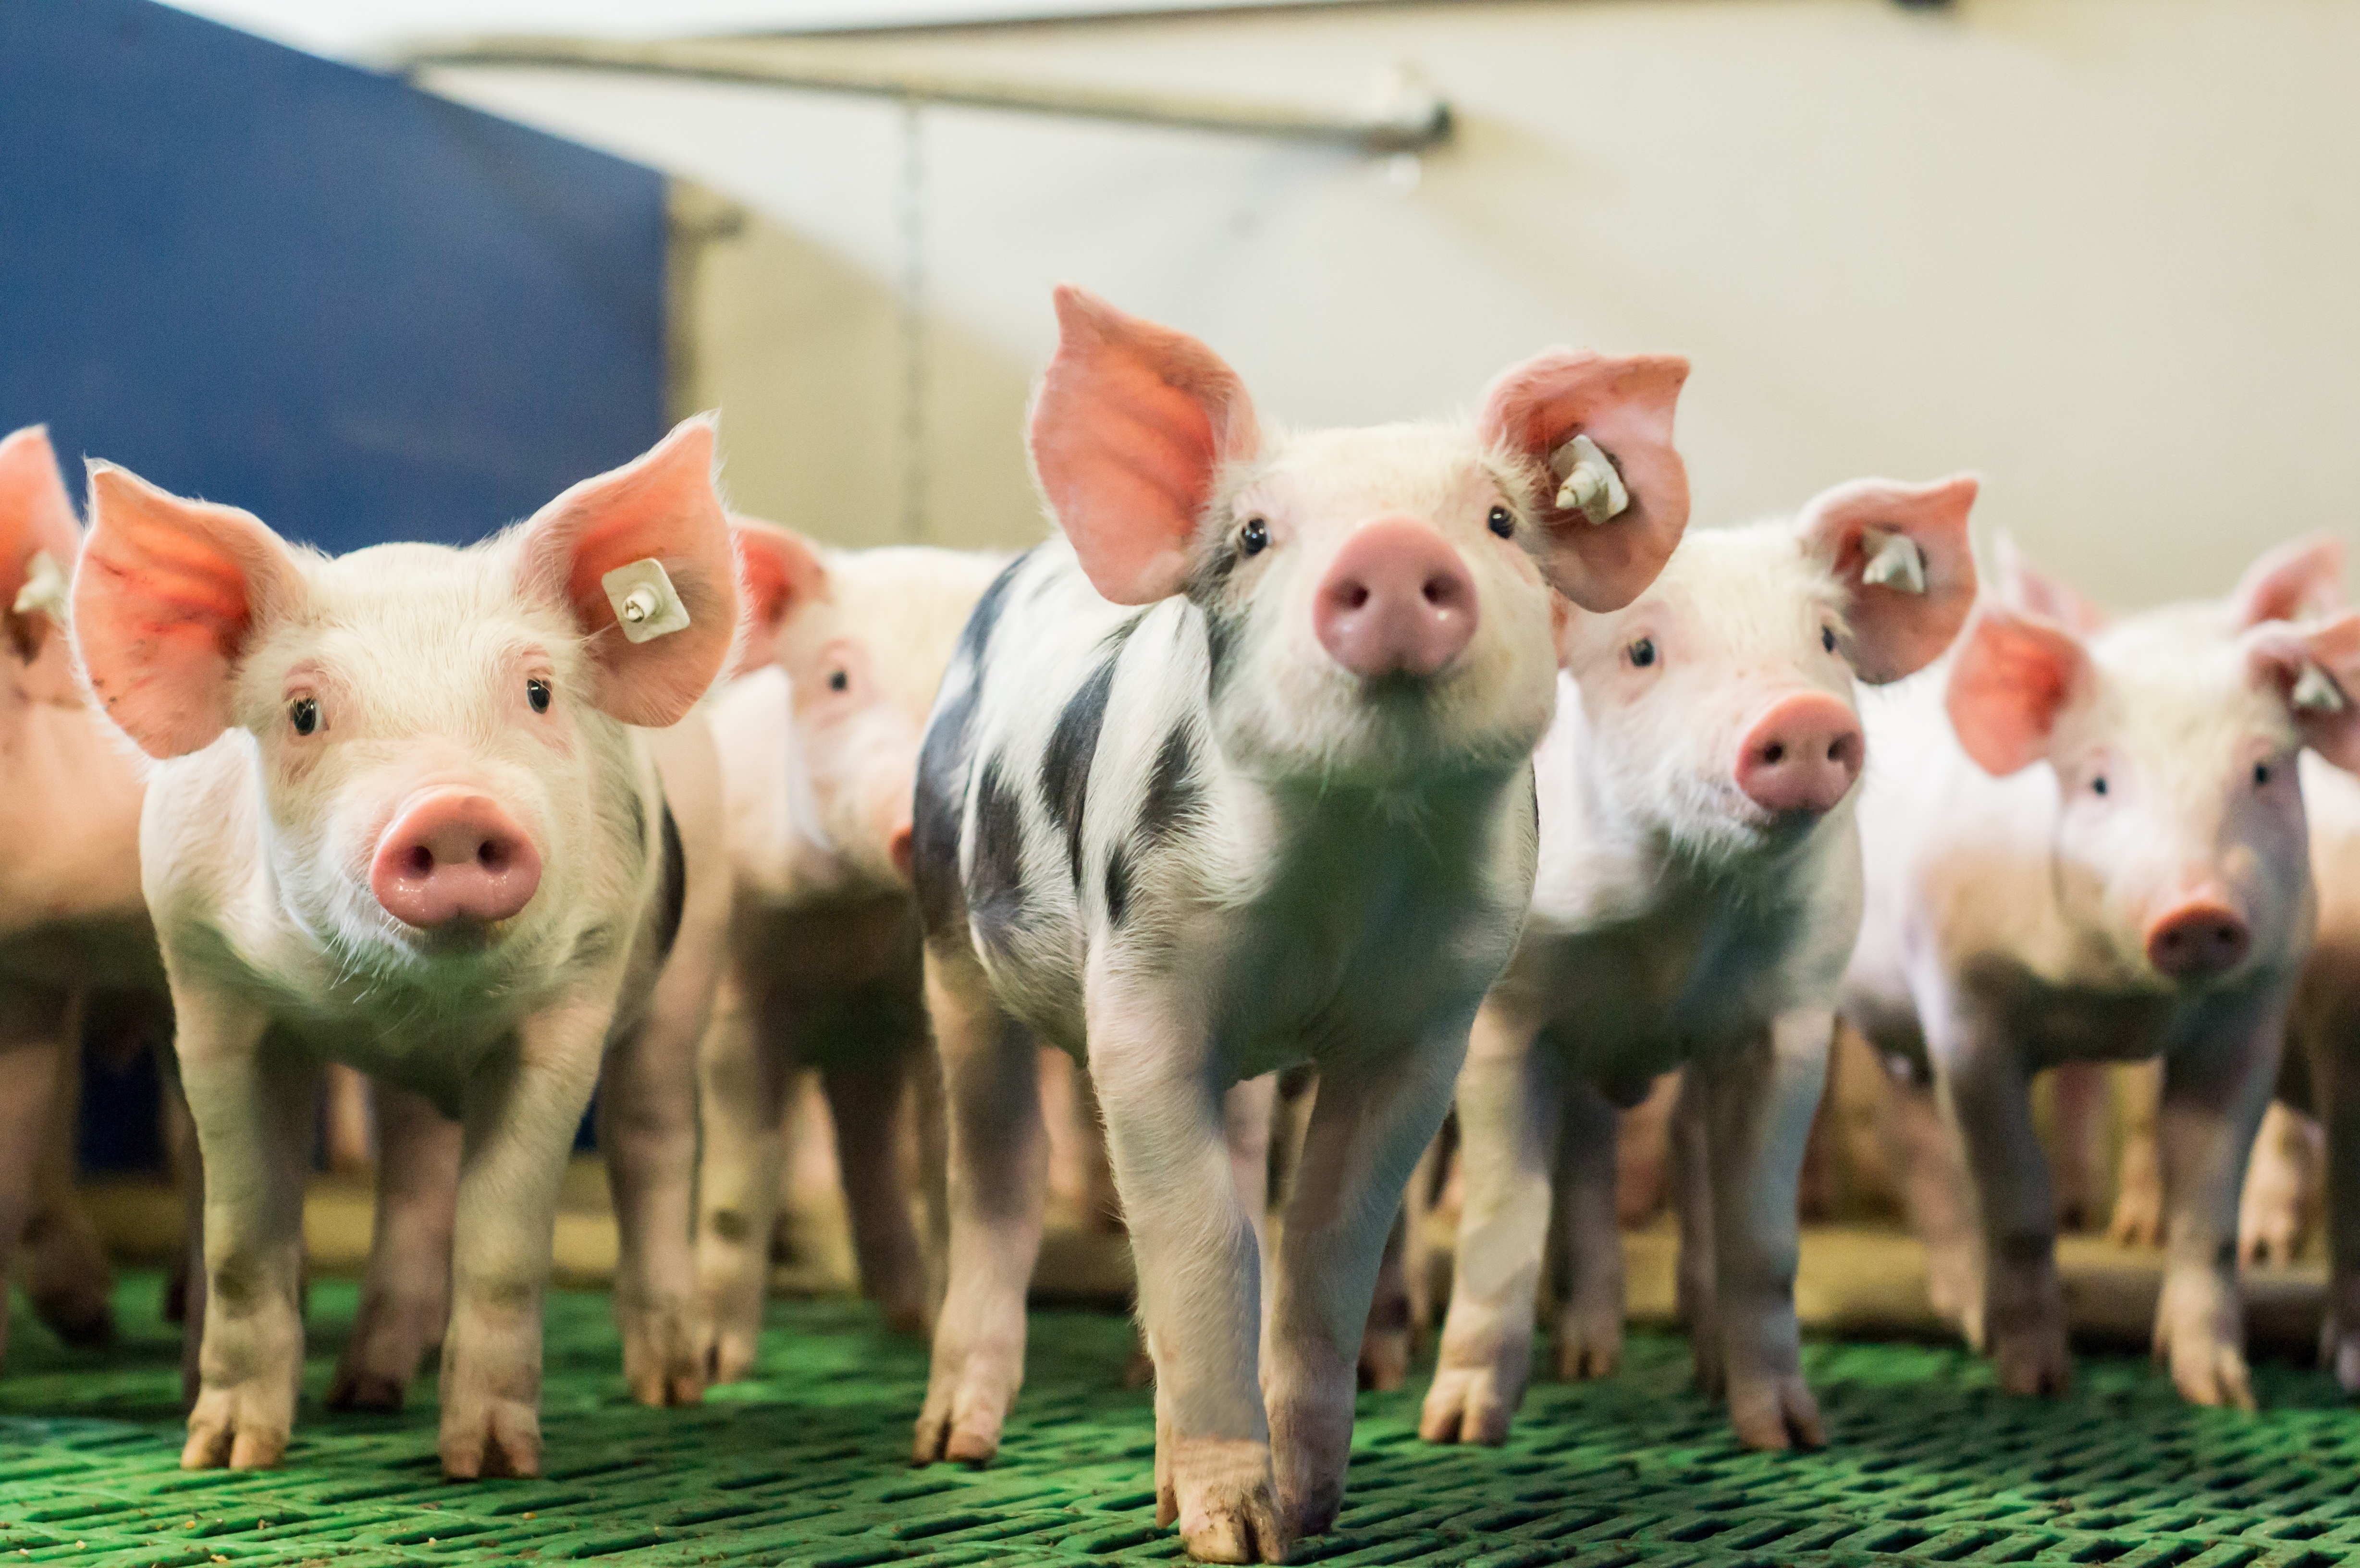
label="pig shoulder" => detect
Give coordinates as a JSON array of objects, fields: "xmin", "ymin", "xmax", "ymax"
[{"xmin": 0, "ymin": 695, "xmax": 151, "ymax": 962}]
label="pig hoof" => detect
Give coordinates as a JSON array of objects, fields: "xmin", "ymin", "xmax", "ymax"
[
  {"xmin": 33, "ymin": 1292, "xmax": 116, "ymax": 1350},
  {"xmin": 2163, "ymin": 1339, "xmax": 2255, "ymax": 1411},
  {"xmin": 1158, "ymin": 1438, "xmax": 1288, "ymax": 1564},
  {"xmin": 621, "ymin": 1302, "xmax": 709, "ymax": 1408},
  {"xmin": 2107, "ymin": 1192, "xmax": 2164, "ymax": 1250},
  {"xmin": 181, "ymin": 1390, "xmax": 290, "ymax": 1470},
  {"xmin": 1992, "ymin": 1327, "xmax": 2072, "ymax": 1396},
  {"xmin": 2320, "ymin": 1320, "xmax": 2360, "ymax": 1393},
  {"xmin": 1357, "ymin": 1327, "xmax": 1411, "ymax": 1393},
  {"xmin": 1124, "ymin": 1347, "xmax": 1157, "ymax": 1389},
  {"xmin": 1417, "ymin": 1367, "xmax": 1515, "ymax": 1446},
  {"xmin": 325, "ymin": 1368, "xmax": 408, "ymax": 1412},
  {"xmin": 1549, "ymin": 1315, "xmax": 1623, "ymax": 1382},
  {"xmin": 702, "ymin": 1327, "xmax": 760, "ymax": 1385},
  {"xmin": 440, "ymin": 1403, "xmax": 542, "ymax": 1480},
  {"xmin": 1728, "ymin": 1374, "xmax": 1825, "ymax": 1451},
  {"xmin": 911, "ymin": 1390, "xmax": 1005, "ymax": 1467}
]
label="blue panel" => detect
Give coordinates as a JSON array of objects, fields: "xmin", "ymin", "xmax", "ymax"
[{"xmin": 0, "ymin": 0, "xmax": 668, "ymax": 553}]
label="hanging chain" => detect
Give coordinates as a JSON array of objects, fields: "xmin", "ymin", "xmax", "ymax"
[{"xmin": 897, "ymin": 96, "xmax": 928, "ymax": 545}]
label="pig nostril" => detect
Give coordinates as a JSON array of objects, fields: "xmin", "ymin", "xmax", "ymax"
[
  {"xmin": 1763, "ymin": 742, "xmax": 1785, "ymax": 765},
  {"xmin": 478, "ymin": 841, "xmax": 505, "ymax": 872},
  {"xmin": 1345, "ymin": 585, "xmax": 1370, "ymax": 610},
  {"xmin": 404, "ymin": 845, "xmax": 433, "ymax": 877}
]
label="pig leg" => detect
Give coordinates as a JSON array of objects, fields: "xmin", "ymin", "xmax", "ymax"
[
  {"xmin": 2308, "ymin": 1018, "xmax": 2360, "ymax": 1390},
  {"xmin": 694, "ymin": 969, "xmax": 790, "ymax": 1384},
  {"xmin": 1935, "ymin": 1020, "xmax": 2070, "ymax": 1396},
  {"xmin": 2108, "ymin": 1060, "xmax": 2167, "ymax": 1247},
  {"xmin": 1547, "ymin": 1077, "xmax": 1625, "ymax": 1383},
  {"xmin": 1870, "ymin": 1055, "xmax": 1983, "ymax": 1346},
  {"xmin": 1420, "ymin": 1006, "xmax": 1560, "ymax": 1446},
  {"xmin": 2149, "ymin": 1021, "xmax": 2279, "ymax": 1410},
  {"xmin": 1695, "ymin": 1013, "xmax": 1831, "ymax": 1450},
  {"xmin": 329, "ymin": 1084, "xmax": 459, "ymax": 1410},
  {"xmin": 911, "ymin": 948, "xmax": 1045, "ymax": 1470},
  {"xmin": 1082, "ymin": 994, "xmax": 1279, "ymax": 1562},
  {"xmin": 176, "ymin": 995, "xmax": 312, "ymax": 1470},
  {"xmin": 1360, "ymin": 1208, "xmax": 1413, "ymax": 1392},
  {"xmin": 2237, "ymin": 1098, "xmax": 2319, "ymax": 1266},
  {"xmin": 27, "ymin": 1009, "xmax": 115, "ymax": 1349},
  {"xmin": 1075, "ymin": 1063, "xmax": 1124, "ymax": 1233},
  {"xmin": 321, "ymin": 1063, "xmax": 375, "ymax": 1176},
  {"xmin": 0, "ymin": 987, "xmax": 74, "ymax": 1370},
  {"xmin": 599, "ymin": 1009, "xmax": 708, "ymax": 1409},
  {"xmin": 1670, "ymin": 1067, "xmax": 1718, "ymax": 1389},
  {"xmin": 1266, "ymin": 1031, "xmax": 1465, "ymax": 1545},
  {"xmin": 438, "ymin": 1012, "xmax": 607, "ymax": 1479},
  {"xmin": 822, "ymin": 1053, "xmax": 929, "ymax": 1334},
  {"xmin": 2046, "ymin": 1061, "xmax": 2112, "ymax": 1234}
]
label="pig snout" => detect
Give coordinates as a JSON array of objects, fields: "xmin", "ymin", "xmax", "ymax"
[
  {"xmin": 1734, "ymin": 692, "xmax": 1865, "ymax": 817},
  {"xmin": 1314, "ymin": 517, "xmax": 1477, "ymax": 680},
  {"xmin": 2144, "ymin": 898, "xmax": 2252, "ymax": 979},
  {"xmin": 369, "ymin": 790, "xmax": 543, "ymax": 929}
]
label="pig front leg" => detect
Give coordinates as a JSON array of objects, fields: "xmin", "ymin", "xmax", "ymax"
[
  {"xmin": 0, "ymin": 989, "xmax": 74, "ymax": 1371},
  {"xmin": 2237, "ymin": 1098, "xmax": 2320, "ymax": 1265},
  {"xmin": 1268, "ymin": 1029, "xmax": 1466, "ymax": 1544},
  {"xmin": 822, "ymin": 1049, "xmax": 930, "ymax": 1334},
  {"xmin": 1935, "ymin": 1015, "xmax": 2071, "ymax": 1396},
  {"xmin": 1548, "ymin": 1077, "xmax": 1626, "ymax": 1383},
  {"xmin": 694, "ymin": 969, "xmax": 790, "ymax": 1383},
  {"xmin": 912, "ymin": 947, "xmax": 1046, "ymax": 1469},
  {"xmin": 438, "ymin": 1004, "xmax": 607, "ymax": 1480},
  {"xmin": 2307, "ymin": 1017, "xmax": 2360, "ymax": 1389},
  {"xmin": 2108, "ymin": 1060, "xmax": 2167, "ymax": 1247},
  {"xmin": 601, "ymin": 1013, "xmax": 708, "ymax": 1408},
  {"xmin": 1421, "ymin": 1005, "xmax": 1561, "ymax": 1446},
  {"xmin": 2046, "ymin": 1061, "xmax": 2113, "ymax": 1234},
  {"xmin": 1084, "ymin": 978, "xmax": 1280, "ymax": 1563},
  {"xmin": 2149, "ymin": 1018, "xmax": 2280, "ymax": 1410},
  {"xmin": 1865, "ymin": 1047, "xmax": 1984, "ymax": 1346},
  {"xmin": 175, "ymin": 992, "xmax": 312, "ymax": 1470},
  {"xmin": 1693, "ymin": 1013, "xmax": 1831, "ymax": 1450},
  {"xmin": 329, "ymin": 1084, "xmax": 459, "ymax": 1410}
]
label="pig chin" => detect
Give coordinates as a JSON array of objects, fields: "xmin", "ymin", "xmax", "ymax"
[{"xmin": 1219, "ymin": 649, "xmax": 1552, "ymax": 790}]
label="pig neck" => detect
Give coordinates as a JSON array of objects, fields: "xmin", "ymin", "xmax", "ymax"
[{"xmin": 0, "ymin": 634, "xmax": 150, "ymax": 963}]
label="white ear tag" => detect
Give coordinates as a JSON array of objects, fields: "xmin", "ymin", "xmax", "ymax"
[
  {"xmin": 11, "ymin": 550, "xmax": 69, "ymax": 622},
  {"xmin": 1860, "ymin": 528, "xmax": 1927, "ymax": 595},
  {"xmin": 1548, "ymin": 434, "xmax": 1630, "ymax": 526},
  {"xmin": 602, "ymin": 558, "xmax": 691, "ymax": 644},
  {"xmin": 2293, "ymin": 662, "xmax": 2347, "ymax": 714}
]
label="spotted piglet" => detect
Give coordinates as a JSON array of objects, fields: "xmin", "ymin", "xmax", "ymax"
[
  {"xmin": 910, "ymin": 286, "xmax": 1689, "ymax": 1562},
  {"xmin": 71, "ymin": 417, "xmax": 738, "ymax": 1476},
  {"xmin": 1842, "ymin": 539, "xmax": 2360, "ymax": 1408},
  {"xmin": 1419, "ymin": 477, "xmax": 1978, "ymax": 1452},
  {"xmin": 695, "ymin": 518, "xmax": 1005, "ymax": 1376}
]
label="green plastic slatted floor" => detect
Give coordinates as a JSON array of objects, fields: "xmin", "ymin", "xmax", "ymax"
[{"xmin": 6, "ymin": 1274, "xmax": 2360, "ymax": 1567}]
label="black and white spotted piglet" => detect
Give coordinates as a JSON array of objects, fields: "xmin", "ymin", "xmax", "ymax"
[{"xmin": 909, "ymin": 286, "xmax": 1690, "ymax": 1563}]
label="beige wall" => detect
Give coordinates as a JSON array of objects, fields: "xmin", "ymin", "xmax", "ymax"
[{"xmin": 433, "ymin": 0, "xmax": 2360, "ymax": 610}]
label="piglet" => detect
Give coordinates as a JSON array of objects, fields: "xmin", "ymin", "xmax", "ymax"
[
  {"xmin": 1420, "ymin": 476, "xmax": 1979, "ymax": 1450},
  {"xmin": 1841, "ymin": 537, "xmax": 2360, "ymax": 1407},
  {"xmin": 0, "ymin": 425, "xmax": 161, "ymax": 1368},
  {"xmin": 694, "ymin": 518, "xmax": 1005, "ymax": 1377},
  {"xmin": 72, "ymin": 416, "xmax": 738, "ymax": 1475},
  {"xmin": 910, "ymin": 286, "xmax": 1689, "ymax": 1562}
]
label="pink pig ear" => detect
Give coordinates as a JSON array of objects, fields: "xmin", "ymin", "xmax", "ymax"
[
  {"xmin": 1944, "ymin": 602, "xmax": 2091, "ymax": 776},
  {"xmin": 2247, "ymin": 612, "xmax": 2360, "ymax": 772},
  {"xmin": 1993, "ymin": 534, "xmax": 2109, "ymax": 635},
  {"xmin": 2230, "ymin": 535, "xmax": 2346, "ymax": 628},
  {"xmin": 75, "ymin": 463, "xmax": 304, "ymax": 759},
  {"xmin": 516, "ymin": 415, "xmax": 737, "ymax": 728},
  {"xmin": 0, "ymin": 426, "xmax": 85, "ymax": 659},
  {"xmin": 1029, "ymin": 285, "xmax": 1260, "ymax": 606},
  {"xmin": 1796, "ymin": 474, "xmax": 1979, "ymax": 684},
  {"xmin": 1478, "ymin": 349, "xmax": 1691, "ymax": 612},
  {"xmin": 728, "ymin": 514, "xmax": 830, "ymax": 676}
]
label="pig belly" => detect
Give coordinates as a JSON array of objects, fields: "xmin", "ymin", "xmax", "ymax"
[
  {"xmin": 0, "ymin": 915, "xmax": 163, "ymax": 995},
  {"xmin": 1969, "ymin": 962, "xmax": 2204, "ymax": 1071},
  {"xmin": 1516, "ymin": 926, "xmax": 1790, "ymax": 1088}
]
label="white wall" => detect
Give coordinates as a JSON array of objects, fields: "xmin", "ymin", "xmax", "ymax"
[{"xmin": 429, "ymin": 0, "xmax": 2360, "ymax": 610}]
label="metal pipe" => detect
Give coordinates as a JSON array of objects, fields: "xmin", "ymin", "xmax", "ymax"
[{"xmin": 391, "ymin": 35, "xmax": 1452, "ymax": 153}]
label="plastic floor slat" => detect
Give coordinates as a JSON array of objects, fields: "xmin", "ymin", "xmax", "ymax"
[{"xmin": 6, "ymin": 1275, "xmax": 2360, "ymax": 1565}]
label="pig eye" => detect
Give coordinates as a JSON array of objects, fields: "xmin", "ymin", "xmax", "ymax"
[
  {"xmin": 1240, "ymin": 517, "xmax": 1270, "ymax": 557},
  {"xmin": 1487, "ymin": 505, "xmax": 1515, "ymax": 539},
  {"xmin": 1821, "ymin": 625, "xmax": 1838, "ymax": 654},
  {"xmin": 526, "ymin": 678, "xmax": 552, "ymax": 714},
  {"xmin": 2090, "ymin": 774, "xmax": 2109, "ymax": 796},
  {"xmin": 288, "ymin": 696, "xmax": 320, "ymax": 736},
  {"xmin": 2254, "ymin": 761, "xmax": 2272, "ymax": 787},
  {"xmin": 827, "ymin": 669, "xmax": 849, "ymax": 693},
  {"xmin": 1626, "ymin": 637, "xmax": 1657, "ymax": 669}
]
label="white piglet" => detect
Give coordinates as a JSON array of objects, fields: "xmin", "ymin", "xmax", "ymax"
[
  {"xmin": 695, "ymin": 517, "xmax": 1005, "ymax": 1376},
  {"xmin": 1422, "ymin": 476, "xmax": 1979, "ymax": 1451},
  {"xmin": 1842, "ymin": 539, "xmax": 2360, "ymax": 1408},
  {"xmin": 911, "ymin": 286, "xmax": 1690, "ymax": 1563},
  {"xmin": 71, "ymin": 417, "xmax": 738, "ymax": 1477}
]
